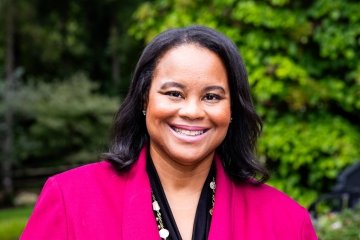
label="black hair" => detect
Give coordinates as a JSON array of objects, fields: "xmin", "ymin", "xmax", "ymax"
[{"xmin": 103, "ymin": 25, "xmax": 269, "ymax": 183}]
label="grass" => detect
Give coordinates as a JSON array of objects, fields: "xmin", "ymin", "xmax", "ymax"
[{"xmin": 0, "ymin": 206, "xmax": 33, "ymax": 240}]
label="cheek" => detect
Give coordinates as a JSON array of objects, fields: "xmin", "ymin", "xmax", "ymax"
[
  {"xmin": 210, "ymin": 105, "xmax": 231, "ymax": 127},
  {"xmin": 146, "ymin": 95, "xmax": 175, "ymax": 121}
]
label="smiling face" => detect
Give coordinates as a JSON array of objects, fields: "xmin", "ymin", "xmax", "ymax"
[{"xmin": 145, "ymin": 44, "xmax": 231, "ymax": 168}]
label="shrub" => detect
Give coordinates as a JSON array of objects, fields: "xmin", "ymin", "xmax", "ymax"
[{"xmin": 316, "ymin": 206, "xmax": 360, "ymax": 240}]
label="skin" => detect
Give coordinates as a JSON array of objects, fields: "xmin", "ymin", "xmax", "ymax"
[{"xmin": 145, "ymin": 44, "xmax": 231, "ymax": 240}]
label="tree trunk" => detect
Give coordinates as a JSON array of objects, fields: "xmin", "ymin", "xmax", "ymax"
[
  {"xmin": 112, "ymin": 52, "xmax": 120, "ymax": 87},
  {"xmin": 2, "ymin": 0, "xmax": 15, "ymax": 205},
  {"xmin": 110, "ymin": 24, "xmax": 121, "ymax": 90}
]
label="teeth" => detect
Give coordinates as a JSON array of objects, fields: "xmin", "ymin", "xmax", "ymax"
[{"xmin": 173, "ymin": 127, "xmax": 205, "ymax": 136}]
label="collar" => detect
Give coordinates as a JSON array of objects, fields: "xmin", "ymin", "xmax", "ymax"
[{"xmin": 121, "ymin": 146, "xmax": 234, "ymax": 239}]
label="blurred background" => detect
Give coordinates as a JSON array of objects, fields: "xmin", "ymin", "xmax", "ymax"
[{"xmin": 0, "ymin": 0, "xmax": 359, "ymax": 239}]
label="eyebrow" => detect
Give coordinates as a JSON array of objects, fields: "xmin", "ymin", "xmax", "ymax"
[
  {"xmin": 159, "ymin": 81, "xmax": 226, "ymax": 94},
  {"xmin": 203, "ymin": 86, "xmax": 226, "ymax": 94},
  {"xmin": 160, "ymin": 81, "xmax": 186, "ymax": 90}
]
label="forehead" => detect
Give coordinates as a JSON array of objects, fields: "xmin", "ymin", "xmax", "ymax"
[
  {"xmin": 152, "ymin": 44, "xmax": 228, "ymax": 88},
  {"xmin": 156, "ymin": 43, "xmax": 222, "ymax": 68}
]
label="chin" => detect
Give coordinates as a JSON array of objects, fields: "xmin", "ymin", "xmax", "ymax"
[{"xmin": 168, "ymin": 149, "xmax": 214, "ymax": 166}]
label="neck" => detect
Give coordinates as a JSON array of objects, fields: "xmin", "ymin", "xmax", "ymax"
[{"xmin": 149, "ymin": 146, "xmax": 213, "ymax": 194}]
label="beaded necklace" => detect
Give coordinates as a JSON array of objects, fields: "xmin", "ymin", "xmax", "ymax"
[{"xmin": 151, "ymin": 177, "xmax": 216, "ymax": 240}]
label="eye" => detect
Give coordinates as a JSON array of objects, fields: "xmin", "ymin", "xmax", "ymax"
[
  {"xmin": 165, "ymin": 91, "xmax": 183, "ymax": 99},
  {"xmin": 203, "ymin": 93, "xmax": 222, "ymax": 102}
]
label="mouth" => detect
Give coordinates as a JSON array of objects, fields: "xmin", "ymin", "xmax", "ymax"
[{"xmin": 170, "ymin": 125, "xmax": 209, "ymax": 137}]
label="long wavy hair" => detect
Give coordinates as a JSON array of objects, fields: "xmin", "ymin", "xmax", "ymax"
[{"xmin": 103, "ymin": 25, "xmax": 269, "ymax": 183}]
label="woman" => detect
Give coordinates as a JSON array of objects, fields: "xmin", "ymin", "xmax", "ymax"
[{"xmin": 21, "ymin": 26, "xmax": 317, "ymax": 240}]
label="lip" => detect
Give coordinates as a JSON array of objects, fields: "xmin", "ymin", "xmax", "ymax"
[
  {"xmin": 169, "ymin": 124, "xmax": 209, "ymax": 131},
  {"xmin": 168, "ymin": 124, "xmax": 210, "ymax": 143}
]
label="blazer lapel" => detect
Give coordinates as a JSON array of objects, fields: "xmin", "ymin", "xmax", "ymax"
[
  {"xmin": 208, "ymin": 156, "xmax": 233, "ymax": 240},
  {"xmin": 122, "ymin": 147, "xmax": 159, "ymax": 239}
]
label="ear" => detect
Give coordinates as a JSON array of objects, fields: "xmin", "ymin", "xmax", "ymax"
[{"xmin": 142, "ymin": 91, "xmax": 149, "ymax": 111}]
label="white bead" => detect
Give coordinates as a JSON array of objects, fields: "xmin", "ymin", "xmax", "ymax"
[
  {"xmin": 210, "ymin": 181, "xmax": 216, "ymax": 190},
  {"xmin": 159, "ymin": 228, "xmax": 169, "ymax": 239},
  {"xmin": 152, "ymin": 200, "xmax": 160, "ymax": 211}
]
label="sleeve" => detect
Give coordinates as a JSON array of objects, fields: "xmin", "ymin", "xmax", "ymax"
[
  {"xmin": 20, "ymin": 177, "xmax": 68, "ymax": 240},
  {"xmin": 301, "ymin": 209, "xmax": 318, "ymax": 240}
]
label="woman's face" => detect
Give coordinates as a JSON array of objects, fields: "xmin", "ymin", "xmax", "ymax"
[{"xmin": 145, "ymin": 44, "xmax": 231, "ymax": 167}]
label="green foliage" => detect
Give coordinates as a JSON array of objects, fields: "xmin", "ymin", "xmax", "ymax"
[
  {"xmin": 316, "ymin": 206, "xmax": 360, "ymax": 240},
  {"xmin": 12, "ymin": 73, "xmax": 119, "ymax": 166},
  {"xmin": 0, "ymin": 206, "xmax": 33, "ymax": 240},
  {"xmin": 259, "ymin": 114, "xmax": 360, "ymax": 206},
  {"xmin": 130, "ymin": 0, "xmax": 360, "ymax": 206}
]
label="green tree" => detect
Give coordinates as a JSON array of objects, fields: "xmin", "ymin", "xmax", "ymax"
[
  {"xmin": 13, "ymin": 73, "xmax": 119, "ymax": 167},
  {"xmin": 0, "ymin": 0, "xmax": 17, "ymax": 204},
  {"xmin": 130, "ymin": 0, "xmax": 360, "ymax": 206},
  {"xmin": 0, "ymin": 0, "xmax": 143, "ymax": 95}
]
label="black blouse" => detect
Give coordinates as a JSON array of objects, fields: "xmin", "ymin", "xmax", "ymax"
[{"xmin": 146, "ymin": 152, "xmax": 215, "ymax": 240}]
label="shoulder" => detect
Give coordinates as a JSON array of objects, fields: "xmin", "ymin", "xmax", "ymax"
[
  {"xmin": 53, "ymin": 160, "xmax": 117, "ymax": 179},
  {"xmin": 48, "ymin": 160, "xmax": 127, "ymax": 193},
  {"xmin": 241, "ymin": 183, "xmax": 297, "ymax": 202},
  {"xmin": 231, "ymin": 183, "xmax": 317, "ymax": 238},
  {"xmin": 236, "ymin": 182, "xmax": 306, "ymax": 213},
  {"xmin": 37, "ymin": 160, "xmax": 131, "ymax": 213},
  {"xmin": 21, "ymin": 161, "xmax": 131, "ymax": 239},
  {"xmin": 232, "ymin": 182, "xmax": 312, "ymax": 226}
]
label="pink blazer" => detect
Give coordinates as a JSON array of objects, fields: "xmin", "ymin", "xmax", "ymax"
[{"xmin": 21, "ymin": 147, "xmax": 317, "ymax": 239}]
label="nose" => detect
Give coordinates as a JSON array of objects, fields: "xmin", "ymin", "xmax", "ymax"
[{"xmin": 178, "ymin": 98, "xmax": 205, "ymax": 120}]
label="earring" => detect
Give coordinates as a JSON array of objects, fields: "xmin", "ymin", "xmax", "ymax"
[
  {"xmin": 142, "ymin": 110, "xmax": 146, "ymax": 116},
  {"xmin": 230, "ymin": 117, "xmax": 233, "ymax": 123}
]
